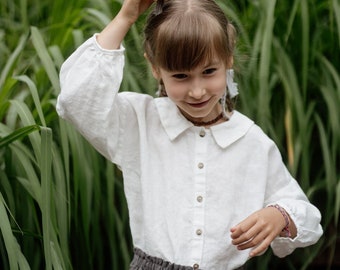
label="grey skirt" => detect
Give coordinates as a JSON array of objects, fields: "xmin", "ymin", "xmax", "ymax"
[{"xmin": 129, "ymin": 248, "xmax": 245, "ymax": 270}]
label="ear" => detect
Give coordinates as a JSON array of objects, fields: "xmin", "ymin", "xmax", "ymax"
[
  {"xmin": 144, "ymin": 52, "xmax": 161, "ymax": 79},
  {"xmin": 151, "ymin": 66, "xmax": 161, "ymax": 80},
  {"xmin": 226, "ymin": 56, "xmax": 234, "ymax": 69}
]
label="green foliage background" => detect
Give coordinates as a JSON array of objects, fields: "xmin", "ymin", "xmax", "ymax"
[{"xmin": 0, "ymin": 0, "xmax": 339, "ymax": 269}]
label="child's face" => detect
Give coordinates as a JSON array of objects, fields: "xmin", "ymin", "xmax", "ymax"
[{"xmin": 156, "ymin": 59, "xmax": 227, "ymax": 121}]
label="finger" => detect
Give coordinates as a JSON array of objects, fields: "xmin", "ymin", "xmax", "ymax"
[
  {"xmin": 231, "ymin": 223, "xmax": 260, "ymax": 245},
  {"xmin": 230, "ymin": 218, "xmax": 256, "ymax": 239},
  {"xmin": 249, "ymin": 237, "xmax": 273, "ymax": 257},
  {"xmin": 236, "ymin": 229, "xmax": 267, "ymax": 250}
]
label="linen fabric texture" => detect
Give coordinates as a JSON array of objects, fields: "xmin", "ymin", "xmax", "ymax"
[{"xmin": 57, "ymin": 35, "xmax": 323, "ymax": 270}]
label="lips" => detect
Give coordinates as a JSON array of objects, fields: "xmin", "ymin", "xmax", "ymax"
[{"xmin": 187, "ymin": 99, "xmax": 210, "ymax": 108}]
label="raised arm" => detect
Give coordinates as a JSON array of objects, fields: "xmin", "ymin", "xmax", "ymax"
[
  {"xmin": 57, "ymin": 0, "xmax": 155, "ymax": 163},
  {"xmin": 97, "ymin": 0, "xmax": 155, "ymax": 49}
]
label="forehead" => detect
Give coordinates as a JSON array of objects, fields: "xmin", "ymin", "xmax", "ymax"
[{"xmin": 154, "ymin": 14, "xmax": 230, "ymax": 71}]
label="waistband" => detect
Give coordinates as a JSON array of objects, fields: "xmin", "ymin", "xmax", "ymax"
[{"xmin": 130, "ymin": 248, "xmax": 245, "ymax": 270}]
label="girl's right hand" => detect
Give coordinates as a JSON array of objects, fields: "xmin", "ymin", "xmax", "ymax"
[
  {"xmin": 120, "ymin": 0, "xmax": 155, "ymax": 25},
  {"xmin": 97, "ymin": 0, "xmax": 154, "ymax": 50}
]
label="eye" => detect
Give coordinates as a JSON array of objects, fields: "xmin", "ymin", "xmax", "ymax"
[
  {"xmin": 203, "ymin": 68, "xmax": 217, "ymax": 75},
  {"xmin": 172, "ymin": 73, "xmax": 188, "ymax": 79}
]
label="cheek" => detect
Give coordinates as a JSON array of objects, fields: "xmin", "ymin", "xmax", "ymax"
[
  {"xmin": 167, "ymin": 89, "xmax": 184, "ymax": 101},
  {"xmin": 210, "ymin": 76, "xmax": 227, "ymax": 96},
  {"xmin": 163, "ymin": 81, "xmax": 186, "ymax": 100}
]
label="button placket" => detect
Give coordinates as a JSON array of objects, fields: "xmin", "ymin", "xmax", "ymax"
[{"xmin": 190, "ymin": 128, "xmax": 208, "ymax": 267}]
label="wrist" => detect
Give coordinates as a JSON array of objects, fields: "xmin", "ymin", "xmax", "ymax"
[
  {"xmin": 117, "ymin": 2, "xmax": 141, "ymax": 26},
  {"xmin": 116, "ymin": 12, "xmax": 136, "ymax": 28},
  {"xmin": 97, "ymin": 14, "xmax": 132, "ymax": 50},
  {"xmin": 268, "ymin": 204, "xmax": 292, "ymax": 238}
]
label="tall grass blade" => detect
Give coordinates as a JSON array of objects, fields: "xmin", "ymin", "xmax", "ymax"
[
  {"xmin": 257, "ymin": 0, "xmax": 276, "ymax": 126},
  {"xmin": 319, "ymin": 55, "xmax": 340, "ymax": 104},
  {"xmin": 72, "ymin": 30, "xmax": 85, "ymax": 49},
  {"xmin": 40, "ymin": 127, "xmax": 53, "ymax": 270},
  {"xmin": 48, "ymin": 45, "xmax": 65, "ymax": 70},
  {"xmin": 51, "ymin": 152, "xmax": 70, "ymax": 267},
  {"xmin": 333, "ymin": 0, "xmax": 340, "ymax": 46},
  {"xmin": 17, "ymin": 246, "xmax": 31, "ymax": 270},
  {"xmin": 335, "ymin": 181, "xmax": 340, "ymax": 227},
  {"xmin": 0, "ymin": 125, "xmax": 40, "ymax": 148},
  {"xmin": 0, "ymin": 34, "xmax": 27, "ymax": 91},
  {"xmin": 19, "ymin": 0, "xmax": 28, "ymax": 29},
  {"xmin": 315, "ymin": 114, "xmax": 335, "ymax": 223},
  {"xmin": 0, "ymin": 193, "xmax": 19, "ymax": 270},
  {"xmin": 13, "ymin": 156, "xmax": 41, "ymax": 205},
  {"xmin": 284, "ymin": 0, "xmax": 300, "ymax": 44},
  {"xmin": 50, "ymin": 242, "xmax": 64, "ymax": 270},
  {"xmin": 0, "ymin": 171, "xmax": 15, "ymax": 215},
  {"xmin": 13, "ymin": 75, "xmax": 46, "ymax": 127},
  {"xmin": 300, "ymin": 0, "xmax": 309, "ymax": 95},
  {"xmin": 58, "ymin": 119, "xmax": 71, "ymax": 225},
  {"xmin": 30, "ymin": 26, "xmax": 60, "ymax": 95},
  {"xmin": 9, "ymin": 100, "xmax": 41, "ymax": 164}
]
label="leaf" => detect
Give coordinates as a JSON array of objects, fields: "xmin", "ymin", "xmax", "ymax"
[
  {"xmin": 335, "ymin": 180, "xmax": 340, "ymax": 227},
  {"xmin": 13, "ymin": 75, "xmax": 46, "ymax": 127},
  {"xmin": 40, "ymin": 127, "xmax": 53, "ymax": 270},
  {"xmin": 0, "ymin": 125, "xmax": 40, "ymax": 149},
  {"xmin": 9, "ymin": 100, "xmax": 41, "ymax": 164},
  {"xmin": 0, "ymin": 34, "xmax": 28, "ymax": 91},
  {"xmin": 0, "ymin": 193, "xmax": 19, "ymax": 270},
  {"xmin": 30, "ymin": 26, "xmax": 60, "ymax": 95}
]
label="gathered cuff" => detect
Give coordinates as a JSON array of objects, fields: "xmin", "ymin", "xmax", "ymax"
[{"xmin": 93, "ymin": 33, "xmax": 125, "ymax": 52}]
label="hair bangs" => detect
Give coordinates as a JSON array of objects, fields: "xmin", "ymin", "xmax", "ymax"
[{"xmin": 155, "ymin": 14, "xmax": 229, "ymax": 71}]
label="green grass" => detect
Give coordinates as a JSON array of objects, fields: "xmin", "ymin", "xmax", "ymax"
[{"xmin": 0, "ymin": 0, "xmax": 339, "ymax": 269}]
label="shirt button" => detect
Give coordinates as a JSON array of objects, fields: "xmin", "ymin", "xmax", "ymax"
[
  {"xmin": 198, "ymin": 162, "xmax": 204, "ymax": 169},
  {"xmin": 199, "ymin": 129, "xmax": 206, "ymax": 137},
  {"xmin": 197, "ymin": 196, "xmax": 203, "ymax": 203},
  {"xmin": 193, "ymin": 264, "xmax": 199, "ymax": 270},
  {"xmin": 196, "ymin": 229, "xmax": 202, "ymax": 235}
]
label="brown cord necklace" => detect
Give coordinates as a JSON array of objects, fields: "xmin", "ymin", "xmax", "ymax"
[{"xmin": 188, "ymin": 112, "xmax": 226, "ymax": 126}]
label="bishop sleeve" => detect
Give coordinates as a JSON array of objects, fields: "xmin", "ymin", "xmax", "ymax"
[
  {"xmin": 264, "ymin": 143, "xmax": 323, "ymax": 258},
  {"xmin": 56, "ymin": 35, "xmax": 127, "ymax": 164}
]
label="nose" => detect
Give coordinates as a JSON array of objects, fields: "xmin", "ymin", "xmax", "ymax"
[{"xmin": 188, "ymin": 80, "xmax": 206, "ymax": 99}]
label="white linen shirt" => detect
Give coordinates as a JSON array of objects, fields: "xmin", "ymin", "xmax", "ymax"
[{"xmin": 57, "ymin": 36, "xmax": 323, "ymax": 270}]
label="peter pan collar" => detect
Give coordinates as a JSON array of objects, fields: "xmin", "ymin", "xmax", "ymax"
[
  {"xmin": 154, "ymin": 97, "xmax": 193, "ymax": 140},
  {"xmin": 210, "ymin": 112, "xmax": 254, "ymax": 148},
  {"xmin": 154, "ymin": 97, "xmax": 254, "ymax": 149}
]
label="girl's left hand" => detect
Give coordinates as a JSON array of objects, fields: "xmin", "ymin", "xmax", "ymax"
[{"xmin": 230, "ymin": 207, "xmax": 286, "ymax": 257}]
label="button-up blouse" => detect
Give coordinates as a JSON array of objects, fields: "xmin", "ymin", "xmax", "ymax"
[{"xmin": 57, "ymin": 36, "xmax": 323, "ymax": 270}]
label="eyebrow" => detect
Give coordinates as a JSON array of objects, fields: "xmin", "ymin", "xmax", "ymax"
[{"xmin": 203, "ymin": 61, "xmax": 220, "ymax": 68}]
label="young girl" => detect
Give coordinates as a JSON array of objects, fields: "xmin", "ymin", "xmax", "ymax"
[{"xmin": 57, "ymin": 0, "xmax": 323, "ymax": 269}]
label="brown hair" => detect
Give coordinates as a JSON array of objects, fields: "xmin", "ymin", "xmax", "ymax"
[{"xmin": 143, "ymin": 0, "xmax": 237, "ymax": 110}]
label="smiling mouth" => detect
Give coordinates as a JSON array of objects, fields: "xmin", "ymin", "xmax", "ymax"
[{"xmin": 188, "ymin": 99, "xmax": 210, "ymax": 108}]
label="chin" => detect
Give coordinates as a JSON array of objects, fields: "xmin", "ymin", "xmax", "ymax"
[{"xmin": 182, "ymin": 109, "xmax": 213, "ymax": 121}]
